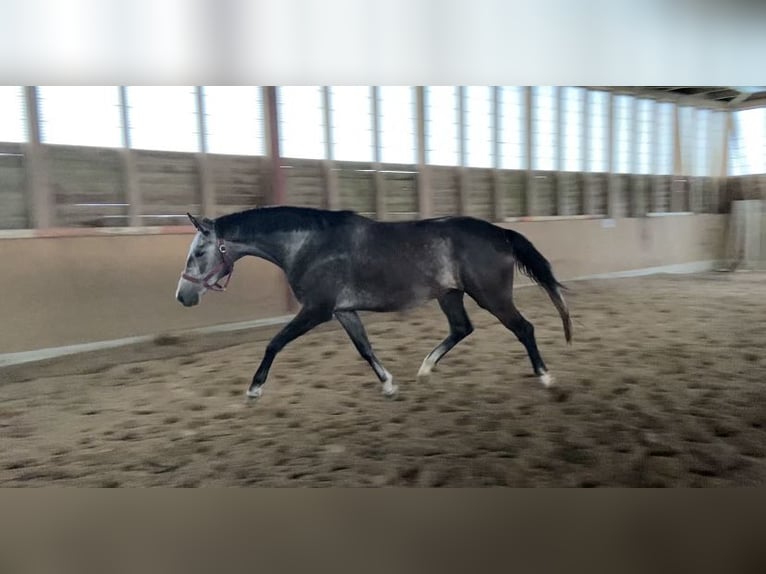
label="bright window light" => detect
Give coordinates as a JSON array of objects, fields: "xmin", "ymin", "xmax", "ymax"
[
  {"xmin": 278, "ymin": 86, "xmax": 325, "ymax": 160},
  {"xmin": 203, "ymin": 86, "xmax": 264, "ymax": 156},
  {"xmin": 0, "ymin": 86, "xmax": 27, "ymax": 143},
  {"xmin": 426, "ymin": 86, "xmax": 459, "ymax": 166},
  {"xmin": 38, "ymin": 86, "xmax": 122, "ymax": 148},
  {"xmin": 499, "ymin": 86, "xmax": 525, "ymax": 170},
  {"xmin": 464, "ymin": 86, "xmax": 493, "ymax": 168},
  {"xmin": 330, "ymin": 86, "xmax": 373, "ymax": 162},
  {"xmin": 532, "ymin": 86, "xmax": 556, "ymax": 171},
  {"xmin": 378, "ymin": 86, "xmax": 416, "ymax": 164}
]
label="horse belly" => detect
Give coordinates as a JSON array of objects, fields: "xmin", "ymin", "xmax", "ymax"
[{"xmin": 336, "ymin": 267, "xmax": 455, "ymax": 312}]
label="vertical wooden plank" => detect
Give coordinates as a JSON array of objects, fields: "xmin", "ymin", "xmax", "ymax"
[
  {"xmin": 195, "ymin": 86, "xmax": 215, "ymax": 218},
  {"xmin": 23, "ymin": 86, "xmax": 53, "ymax": 229},
  {"xmin": 120, "ymin": 149, "xmax": 141, "ymax": 225},
  {"xmin": 373, "ymin": 168, "xmax": 387, "ymax": 220},
  {"xmin": 322, "ymin": 161, "xmax": 340, "ymax": 210},
  {"xmin": 118, "ymin": 86, "xmax": 142, "ymax": 226},
  {"xmin": 524, "ymin": 86, "xmax": 534, "ymax": 216},
  {"xmin": 416, "ymin": 86, "xmax": 431, "ymax": 219},
  {"xmin": 195, "ymin": 154, "xmax": 215, "ymax": 218},
  {"xmin": 370, "ymin": 86, "xmax": 387, "ymax": 220}
]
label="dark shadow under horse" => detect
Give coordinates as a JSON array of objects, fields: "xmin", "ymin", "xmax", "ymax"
[{"xmin": 176, "ymin": 206, "xmax": 572, "ymax": 398}]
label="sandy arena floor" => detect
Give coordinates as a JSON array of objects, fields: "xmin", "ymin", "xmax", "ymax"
[{"xmin": 1, "ymin": 272, "xmax": 765, "ymax": 487}]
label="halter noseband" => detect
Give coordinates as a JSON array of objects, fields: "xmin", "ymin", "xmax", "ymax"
[{"xmin": 182, "ymin": 238, "xmax": 235, "ymax": 292}]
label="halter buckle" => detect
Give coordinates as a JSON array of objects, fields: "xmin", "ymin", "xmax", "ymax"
[{"xmin": 182, "ymin": 239, "xmax": 234, "ymax": 292}]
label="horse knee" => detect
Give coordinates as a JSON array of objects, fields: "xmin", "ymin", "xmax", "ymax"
[{"xmin": 507, "ymin": 317, "xmax": 534, "ymax": 341}]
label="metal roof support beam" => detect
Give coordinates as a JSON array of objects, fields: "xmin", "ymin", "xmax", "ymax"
[
  {"xmin": 195, "ymin": 86, "xmax": 215, "ymax": 219},
  {"xmin": 370, "ymin": 85, "xmax": 387, "ymax": 221},
  {"xmin": 416, "ymin": 86, "xmax": 431, "ymax": 219},
  {"xmin": 524, "ymin": 86, "xmax": 534, "ymax": 216},
  {"xmin": 321, "ymin": 86, "xmax": 339, "ymax": 210}
]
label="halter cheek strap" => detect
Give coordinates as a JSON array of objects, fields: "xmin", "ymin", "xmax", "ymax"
[{"xmin": 182, "ymin": 238, "xmax": 235, "ymax": 292}]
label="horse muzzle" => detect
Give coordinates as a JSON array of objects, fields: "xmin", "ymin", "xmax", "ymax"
[{"xmin": 176, "ymin": 288, "xmax": 200, "ymax": 307}]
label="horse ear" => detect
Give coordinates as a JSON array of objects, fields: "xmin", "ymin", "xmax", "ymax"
[{"xmin": 187, "ymin": 213, "xmax": 210, "ymax": 235}]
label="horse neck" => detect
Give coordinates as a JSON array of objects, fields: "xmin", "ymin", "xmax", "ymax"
[
  {"xmin": 218, "ymin": 208, "xmax": 322, "ymax": 270},
  {"xmin": 227, "ymin": 229, "xmax": 315, "ymax": 270}
]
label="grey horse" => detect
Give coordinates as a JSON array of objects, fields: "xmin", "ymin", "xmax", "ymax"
[{"xmin": 176, "ymin": 206, "xmax": 571, "ymax": 399}]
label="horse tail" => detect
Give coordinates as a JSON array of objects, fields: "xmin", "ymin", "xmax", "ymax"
[{"xmin": 505, "ymin": 229, "xmax": 572, "ymax": 344}]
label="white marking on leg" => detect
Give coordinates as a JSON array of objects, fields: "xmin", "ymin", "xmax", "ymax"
[
  {"xmin": 417, "ymin": 356, "xmax": 435, "ymax": 380},
  {"xmin": 246, "ymin": 385, "xmax": 263, "ymax": 399},
  {"xmin": 381, "ymin": 370, "xmax": 398, "ymax": 397},
  {"xmin": 539, "ymin": 371, "xmax": 554, "ymax": 388}
]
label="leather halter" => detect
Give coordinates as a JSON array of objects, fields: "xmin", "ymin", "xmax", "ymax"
[{"xmin": 181, "ymin": 238, "xmax": 234, "ymax": 292}]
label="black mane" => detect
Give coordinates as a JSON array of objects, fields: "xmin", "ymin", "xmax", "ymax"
[{"xmin": 214, "ymin": 206, "xmax": 365, "ymax": 242}]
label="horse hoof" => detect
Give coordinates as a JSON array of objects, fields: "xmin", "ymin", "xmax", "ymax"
[
  {"xmin": 382, "ymin": 384, "xmax": 398, "ymax": 398},
  {"xmin": 539, "ymin": 372, "xmax": 554, "ymax": 388},
  {"xmin": 246, "ymin": 386, "xmax": 263, "ymax": 399},
  {"xmin": 416, "ymin": 363, "xmax": 432, "ymax": 383}
]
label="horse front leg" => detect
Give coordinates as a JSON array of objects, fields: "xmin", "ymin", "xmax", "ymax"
[{"xmin": 247, "ymin": 305, "xmax": 332, "ymax": 399}]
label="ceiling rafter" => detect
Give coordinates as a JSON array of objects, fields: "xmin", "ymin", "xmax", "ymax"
[{"xmin": 585, "ymin": 86, "xmax": 766, "ymax": 109}]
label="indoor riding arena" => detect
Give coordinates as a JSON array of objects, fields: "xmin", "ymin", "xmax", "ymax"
[{"xmin": 1, "ymin": 86, "xmax": 765, "ymax": 487}]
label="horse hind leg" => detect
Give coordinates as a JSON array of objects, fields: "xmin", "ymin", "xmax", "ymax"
[
  {"xmin": 474, "ymin": 293, "xmax": 553, "ymax": 387},
  {"xmin": 417, "ymin": 290, "xmax": 474, "ymax": 382}
]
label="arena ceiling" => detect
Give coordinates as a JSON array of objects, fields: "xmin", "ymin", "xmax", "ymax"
[{"xmin": 590, "ymin": 86, "xmax": 766, "ymax": 108}]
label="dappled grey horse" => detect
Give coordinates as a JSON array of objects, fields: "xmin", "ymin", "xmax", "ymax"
[{"xmin": 176, "ymin": 206, "xmax": 572, "ymax": 399}]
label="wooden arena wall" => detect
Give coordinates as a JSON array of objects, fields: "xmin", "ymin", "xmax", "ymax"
[
  {"xmin": 0, "ymin": 214, "xmax": 726, "ymax": 353},
  {"xmin": 3, "ymin": 142, "xmax": 760, "ymax": 231}
]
